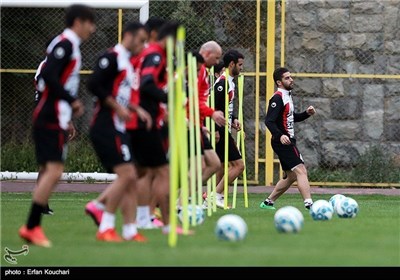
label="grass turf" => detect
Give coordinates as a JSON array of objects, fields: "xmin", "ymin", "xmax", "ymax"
[{"xmin": 1, "ymin": 192, "xmax": 399, "ymax": 267}]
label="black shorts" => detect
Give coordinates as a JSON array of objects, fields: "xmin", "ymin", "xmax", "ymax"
[
  {"xmin": 128, "ymin": 128, "xmax": 168, "ymax": 168},
  {"xmin": 90, "ymin": 127, "xmax": 133, "ymax": 173},
  {"xmin": 187, "ymin": 128, "xmax": 213, "ymax": 156},
  {"xmin": 33, "ymin": 127, "xmax": 68, "ymax": 165},
  {"xmin": 215, "ymin": 130, "xmax": 242, "ymax": 162},
  {"xmin": 271, "ymin": 139, "xmax": 304, "ymax": 171}
]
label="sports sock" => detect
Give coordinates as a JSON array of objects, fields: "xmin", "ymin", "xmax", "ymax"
[
  {"xmin": 264, "ymin": 198, "xmax": 274, "ymax": 205},
  {"xmin": 304, "ymin": 198, "xmax": 313, "ymax": 205},
  {"xmin": 93, "ymin": 200, "xmax": 105, "ymax": 210},
  {"xmin": 98, "ymin": 211, "xmax": 115, "ymax": 233},
  {"xmin": 122, "ymin": 223, "xmax": 138, "ymax": 240},
  {"xmin": 136, "ymin": 206, "xmax": 151, "ymax": 227},
  {"xmin": 27, "ymin": 202, "xmax": 45, "ymax": 229}
]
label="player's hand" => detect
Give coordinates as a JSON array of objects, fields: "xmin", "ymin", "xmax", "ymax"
[
  {"xmin": 212, "ymin": 111, "xmax": 226, "ymax": 127},
  {"xmin": 232, "ymin": 119, "xmax": 241, "ymax": 131},
  {"xmin": 67, "ymin": 122, "xmax": 77, "ymax": 141},
  {"xmin": 71, "ymin": 99, "xmax": 84, "ymax": 118},
  {"xmin": 306, "ymin": 106, "xmax": 316, "ymax": 115},
  {"xmin": 116, "ymin": 106, "xmax": 131, "ymax": 122},
  {"xmin": 135, "ymin": 106, "xmax": 153, "ymax": 131},
  {"xmin": 202, "ymin": 126, "xmax": 210, "ymax": 135},
  {"xmin": 215, "ymin": 131, "xmax": 220, "ymax": 143},
  {"xmin": 280, "ymin": 135, "xmax": 291, "ymax": 145}
]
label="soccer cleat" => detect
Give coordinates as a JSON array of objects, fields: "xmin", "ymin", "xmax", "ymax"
[
  {"xmin": 304, "ymin": 202, "xmax": 313, "ymax": 210},
  {"xmin": 124, "ymin": 233, "xmax": 148, "ymax": 242},
  {"xmin": 19, "ymin": 225, "xmax": 52, "ymax": 248},
  {"xmin": 151, "ymin": 217, "xmax": 164, "ymax": 227},
  {"xmin": 85, "ymin": 201, "xmax": 103, "ymax": 227},
  {"xmin": 259, "ymin": 201, "xmax": 276, "ymax": 210},
  {"xmin": 202, "ymin": 192, "xmax": 207, "ymax": 200},
  {"xmin": 42, "ymin": 205, "xmax": 54, "ymax": 215},
  {"xmin": 96, "ymin": 228, "xmax": 123, "ymax": 242}
]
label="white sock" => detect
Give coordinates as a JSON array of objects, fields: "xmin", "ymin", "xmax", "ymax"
[
  {"xmin": 162, "ymin": 224, "xmax": 170, "ymax": 234},
  {"xmin": 216, "ymin": 193, "xmax": 223, "ymax": 200},
  {"xmin": 93, "ymin": 200, "xmax": 105, "ymax": 210},
  {"xmin": 304, "ymin": 198, "xmax": 313, "ymax": 205},
  {"xmin": 122, "ymin": 223, "xmax": 138, "ymax": 240},
  {"xmin": 136, "ymin": 206, "xmax": 151, "ymax": 227},
  {"xmin": 266, "ymin": 198, "xmax": 274, "ymax": 204},
  {"xmin": 98, "ymin": 211, "xmax": 115, "ymax": 233}
]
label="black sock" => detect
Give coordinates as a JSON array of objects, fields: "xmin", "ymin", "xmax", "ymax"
[{"xmin": 27, "ymin": 202, "xmax": 45, "ymax": 229}]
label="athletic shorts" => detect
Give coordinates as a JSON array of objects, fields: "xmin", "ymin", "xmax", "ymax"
[
  {"xmin": 271, "ymin": 139, "xmax": 304, "ymax": 171},
  {"xmin": 187, "ymin": 128, "xmax": 213, "ymax": 156},
  {"xmin": 128, "ymin": 128, "xmax": 168, "ymax": 168},
  {"xmin": 215, "ymin": 130, "xmax": 242, "ymax": 162},
  {"xmin": 90, "ymin": 127, "xmax": 133, "ymax": 173},
  {"xmin": 33, "ymin": 127, "xmax": 68, "ymax": 164}
]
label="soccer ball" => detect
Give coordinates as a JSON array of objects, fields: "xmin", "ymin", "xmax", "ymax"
[
  {"xmin": 310, "ymin": 199, "xmax": 334, "ymax": 221},
  {"xmin": 274, "ymin": 206, "xmax": 304, "ymax": 233},
  {"xmin": 336, "ymin": 197, "xmax": 359, "ymax": 218},
  {"xmin": 178, "ymin": 205, "xmax": 205, "ymax": 226},
  {"xmin": 329, "ymin": 194, "xmax": 346, "ymax": 213},
  {"xmin": 215, "ymin": 214, "xmax": 247, "ymax": 241}
]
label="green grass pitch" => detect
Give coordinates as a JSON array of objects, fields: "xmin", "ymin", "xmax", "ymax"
[{"xmin": 1, "ymin": 192, "xmax": 399, "ymax": 266}]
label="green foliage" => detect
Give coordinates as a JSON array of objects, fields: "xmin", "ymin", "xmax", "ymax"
[
  {"xmin": 0, "ymin": 139, "xmax": 105, "ymax": 173},
  {"xmin": 351, "ymin": 145, "xmax": 400, "ymax": 183},
  {"xmin": 150, "ymin": 1, "xmax": 215, "ymax": 50},
  {"xmin": 1, "ymin": 141, "xmax": 36, "ymax": 171},
  {"xmin": 308, "ymin": 167, "xmax": 353, "ymax": 183}
]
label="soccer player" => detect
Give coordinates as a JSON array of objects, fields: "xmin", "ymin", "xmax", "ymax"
[
  {"xmin": 196, "ymin": 41, "xmax": 226, "ymax": 183},
  {"xmin": 132, "ymin": 21, "xmax": 180, "ymax": 234},
  {"xmin": 260, "ymin": 67, "xmax": 315, "ymax": 210},
  {"xmin": 19, "ymin": 4, "xmax": 96, "ymax": 247},
  {"xmin": 33, "ymin": 38, "xmax": 77, "ymax": 215},
  {"xmin": 213, "ymin": 50, "xmax": 245, "ymax": 208},
  {"xmin": 87, "ymin": 22, "xmax": 150, "ymax": 242}
]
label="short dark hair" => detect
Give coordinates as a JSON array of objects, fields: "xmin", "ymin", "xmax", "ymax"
[
  {"xmin": 145, "ymin": 17, "xmax": 166, "ymax": 34},
  {"xmin": 273, "ymin": 67, "xmax": 290, "ymax": 86},
  {"xmin": 223, "ymin": 49, "xmax": 244, "ymax": 67},
  {"xmin": 65, "ymin": 4, "xmax": 95, "ymax": 27},
  {"xmin": 214, "ymin": 61, "xmax": 224, "ymax": 74},
  {"xmin": 157, "ymin": 20, "xmax": 180, "ymax": 41},
  {"xmin": 122, "ymin": 21, "xmax": 145, "ymax": 37}
]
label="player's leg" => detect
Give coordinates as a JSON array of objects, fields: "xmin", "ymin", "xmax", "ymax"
[{"xmin": 292, "ymin": 163, "xmax": 313, "ymax": 209}]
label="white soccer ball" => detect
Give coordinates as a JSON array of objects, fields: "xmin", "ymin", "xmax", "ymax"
[
  {"xmin": 215, "ymin": 214, "xmax": 247, "ymax": 241},
  {"xmin": 329, "ymin": 194, "xmax": 346, "ymax": 213},
  {"xmin": 310, "ymin": 199, "xmax": 334, "ymax": 221},
  {"xmin": 274, "ymin": 206, "xmax": 304, "ymax": 233},
  {"xmin": 336, "ymin": 197, "xmax": 359, "ymax": 218},
  {"xmin": 178, "ymin": 205, "xmax": 205, "ymax": 226}
]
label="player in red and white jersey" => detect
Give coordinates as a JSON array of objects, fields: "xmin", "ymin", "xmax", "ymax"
[{"xmin": 19, "ymin": 4, "xmax": 96, "ymax": 248}]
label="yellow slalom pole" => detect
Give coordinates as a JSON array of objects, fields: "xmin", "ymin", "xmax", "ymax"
[
  {"xmin": 223, "ymin": 68, "xmax": 229, "ymax": 210},
  {"xmin": 206, "ymin": 66, "xmax": 216, "ymax": 216},
  {"xmin": 167, "ymin": 36, "xmax": 178, "ymax": 247},
  {"xmin": 209, "ymin": 69, "xmax": 217, "ymax": 213},
  {"xmin": 238, "ymin": 74, "xmax": 248, "ymax": 207},
  {"xmin": 232, "ymin": 129, "xmax": 239, "ymax": 209},
  {"xmin": 176, "ymin": 26, "xmax": 190, "ymax": 232},
  {"xmin": 187, "ymin": 53, "xmax": 197, "ymax": 225},
  {"xmin": 192, "ymin": 56, "xmax": 203, "ymax": 207}
]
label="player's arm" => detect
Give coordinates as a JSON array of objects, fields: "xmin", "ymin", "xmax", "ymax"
[
  {"xmin": 294, "ymin": 106, "xmax": 315, "ymax": 122},
  {"xmin": 87, "ymin": 53, "xmax": 118, "ymax": 102},
  {"xmin": 41, "ymin": 40, "xmax": 75, "ymax": 103},
  {"xmin": 140, "ymin": 53, "xmax": 168, "ymax": 103},
  {"xmin": 265, "ymin": 95, "xmax": 284, "ymax": 140}
]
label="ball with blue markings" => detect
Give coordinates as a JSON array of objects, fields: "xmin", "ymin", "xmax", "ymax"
[
  {"xmin": 215, "ymin": 214, "xmax": 247, "ymax": 241},
  {"xmin": 274, "ymin": 206, "xmax": 304, "ymax": 233}
]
